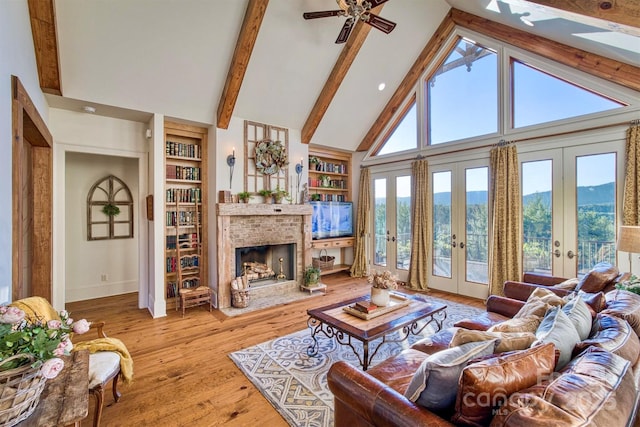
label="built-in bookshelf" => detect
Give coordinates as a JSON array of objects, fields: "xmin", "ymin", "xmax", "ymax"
[
  {"xmin": 308, "ymin": 146, "xmax": 352, "ymax": 202},
  {"xmin": 308, "ymin": 146, "xmax": 353, "ymax": 275},
  {"xmin": 164, "ymin": 122, "xmax": 208, "ymax": 309}
]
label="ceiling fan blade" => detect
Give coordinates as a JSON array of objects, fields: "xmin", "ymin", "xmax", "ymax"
[
  {"xmin": 367, "ymin": 0, "xmax": 390, "ymax": 7},
  {"xmin": 303, "ymin": 10, "xmax": 342, "ymax": 20},
  {"xmin": 335, "ymin": 18, "xmax": 355, "ymax": 44},
  {"xmin": 364, "ymin": 13, "xmax": 396, "ymax": 34}
]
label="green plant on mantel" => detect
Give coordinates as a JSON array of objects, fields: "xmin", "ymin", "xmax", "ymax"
[
  {"xmin": 237, "ymin": 191, "xmax": 252, "ymax": 203},
  {"xmin": 310, "ymin": 194, "xmax": 321, "ymax": 202},
  {"xmin": 102, "ymin": 203, "xmax": 120, "ymax": 217}
]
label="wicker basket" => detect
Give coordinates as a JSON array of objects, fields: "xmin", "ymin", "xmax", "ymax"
[
  {"xmin": 0, "ymin": 355, "xmax": 47, "ymax": 427},
  {"xmin": 231, "ymin": 289, "xmax": 250, "ymax": 308},
  {"xmin": 312, "ymin": 249, "xmax": 335, "ymax": 270}
]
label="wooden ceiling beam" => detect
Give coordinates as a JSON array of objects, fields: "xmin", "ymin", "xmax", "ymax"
[
  {"xmin": 301, "ymin": 5, "xmax": 385, "ymax": 145},
  {"xmin": 525, "ymin": 0, "xmax": 640, "ymax": 29},
  {"xmin": 216, "ymin": 0, "xmax": 269, "ymax": 129},
  {"xmin": 27, "ymin": 0, "xmax": 62, "ymax": 95},
  {"xmin": 356, "ymin": 11, "xmax": 456, "ymax": 152},
  {"xmin": 451, "ymin": 8, "xmax": 640, "ymax": 92}
]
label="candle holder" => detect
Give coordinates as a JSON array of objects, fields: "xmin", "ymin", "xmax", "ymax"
[
  {"xmin": 295, "ymin": 161, "xmax": 303, "ymax": 204},
  {"xmin": 227, "ymin": 150, "xmax": 236, "ymax": 189}
]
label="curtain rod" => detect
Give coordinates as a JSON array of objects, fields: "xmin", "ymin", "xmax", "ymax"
[{"xmin": 361, "ymin": 118, "xmax": 638, "ymax": 169}]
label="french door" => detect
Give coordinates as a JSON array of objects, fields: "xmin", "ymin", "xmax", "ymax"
[
  {"xmin": 428, "ymin": 160, "xmax": 490, "ymax": 299},
  {"xmin": 520, "ymin": 141, "xmax": 623, "ymax": 278},
  {"xmin": 372, "ymin": 171, "xmax": 412, "ymax": 282}
]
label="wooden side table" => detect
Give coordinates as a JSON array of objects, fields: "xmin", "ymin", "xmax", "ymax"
[{"xmin": 16, "ymin": 350, "xmax": 89, "ymax": 427}]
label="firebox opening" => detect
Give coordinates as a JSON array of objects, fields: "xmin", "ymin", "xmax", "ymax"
[{"xmin": 235, "ymin": 244, "xmax": 296, "ymax": 287}]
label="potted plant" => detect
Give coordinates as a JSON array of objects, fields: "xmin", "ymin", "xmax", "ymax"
[
  {"xmin": 615, "ymin": 275, "xmax": 640, "ymax": 295},
  {"xmin": 309, "ymin": 156, "xmax": 320, "ymax": 170},
  {"xmin": 102, "ymin": 203, "xmax": 120, "ymax": 217},
  {"xmin": 237, "ymin": 191, "xmax": 252, "ymax": 203},
  {"xmin": 258, "ymin": 189, "xmax": 273, "ymax": 204},
  {"xmin": 304, "ymin": 266, "xmax": 321, "ymax": 287},
  {"xmin": 273, "ymin": 185, "xmax": 289, "ymax": 204},
  {"xmin": 367, "ymin": 270, "xmax": 398, "ymax": 307},
  {"xmin": 319, "ymin": 174, "xmax": 331, "ymax": 188},
  {"xmin": 310, "ymin": 193, "xmax": 321, "ymax": 202}
]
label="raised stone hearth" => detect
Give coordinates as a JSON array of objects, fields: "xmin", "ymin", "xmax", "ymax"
[{"xmin": 216, "ymin": 204, "xmax": 313, "ymax": 308}]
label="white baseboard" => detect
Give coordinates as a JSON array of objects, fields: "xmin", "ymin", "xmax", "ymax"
[{"xmin": 65, "ymin": 280, "xmax": 138, "ymax": 302}]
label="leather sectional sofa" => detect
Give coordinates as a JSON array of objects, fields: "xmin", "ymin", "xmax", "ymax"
[{"xmin": 328, "ymin": 265, "xmax": 640, "ymax": 426}]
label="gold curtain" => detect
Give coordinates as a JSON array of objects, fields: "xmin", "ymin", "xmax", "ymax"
[
  {"xmin": 350, "ymin": 167, "xmax": 371, "ymax": 277},
  {"xmin": 488, "ymin": 144, "xmax": 522, "ymax": 296},
  {"xmin": 623, "ymin": 125, "xmax": 640, "ymax": 226},
  {"xmin": 408, "ymin": 158, "xmax": 430, "ymax": 290}
]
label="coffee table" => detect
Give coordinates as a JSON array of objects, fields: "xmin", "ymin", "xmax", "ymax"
[{"xmin": 306, "ymin": 292, "xmax": 447, "ymax": 370}]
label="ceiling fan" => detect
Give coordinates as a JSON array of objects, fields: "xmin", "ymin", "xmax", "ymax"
[{"xmin": 303, "ymin": 0, "xmax": 396, "ymax": 44}]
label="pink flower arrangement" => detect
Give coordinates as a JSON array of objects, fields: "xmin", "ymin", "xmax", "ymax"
[{"xmin": 0, "ymin": 306, "xmax": 90, "ymax": 378}]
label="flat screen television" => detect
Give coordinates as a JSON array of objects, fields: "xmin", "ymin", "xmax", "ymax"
[{"xmin": 311, "ymin": 201, "xmax": 353, "ymax": 239}]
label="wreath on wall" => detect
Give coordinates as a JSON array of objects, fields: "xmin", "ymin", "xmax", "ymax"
[{"xmin": 255, "ymin": 139, "xmax": 288, "ymax": 176}]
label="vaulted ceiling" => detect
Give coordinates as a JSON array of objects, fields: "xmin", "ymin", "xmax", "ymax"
[{"xmin": 31, "ymin": 0, "xmax": 640, "ymax": 153}]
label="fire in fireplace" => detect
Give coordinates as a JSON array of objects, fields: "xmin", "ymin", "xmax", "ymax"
[{"xmin": 235, "ymin": 244, "xmax": 296, "ymax": 287}]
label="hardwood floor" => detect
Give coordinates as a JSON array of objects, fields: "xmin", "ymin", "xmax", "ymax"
[{"xmin": 67, "ymin": 273, "xmax": 485, "ymax": 426}]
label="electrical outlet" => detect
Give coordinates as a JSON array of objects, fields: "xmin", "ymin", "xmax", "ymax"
[{"xmin": 101, "ymin": 274, "xmax": 108, "ymax": 282}]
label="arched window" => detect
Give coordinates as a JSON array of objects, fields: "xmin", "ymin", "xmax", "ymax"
[{"xmin": 87, "ymin": 175, "xmax": 133, "ymax": 240}]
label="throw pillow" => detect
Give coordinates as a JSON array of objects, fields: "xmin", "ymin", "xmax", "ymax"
[
  {"xmin": 602, "ymin": 290, "xmax": 640, "ymax": 336},
  {"xmin": 449, "ymin": 329, "xmax": 536, "ymax": 353},
  {"xmin": 404, "ymin": 340, "xmax": 498, "ymax": 410},
  {"xmin": 552, "ymin": 278, "xmax": 579, "ymax": 291},
  {"xmin": 533, "ymin": 306, "xmax": 581, "ymax": 370},
  {"xmin": 452, "ymin": 343, "xmax": 556, "ymax": 427},
  {"xmin": 488, "ymin": 316, "xmax": 541, "ymax": 334},
  {"xmin": 528, "ymin": 287, "xmax": 566, "ymax": 307},
  {"xmin": 561, "ymin": 295, "xmax": 592, "ymax": 340},
  {"xmin": 575, "ymin": 262, "xmax": 619, "ymax": 293},
  {"xmin": 513, "ymin": 298, "xmax": 549, "ymax": 319},
  {"xmin": 574, "ymin": 313, "xmax": 640, "ymax": 364}
]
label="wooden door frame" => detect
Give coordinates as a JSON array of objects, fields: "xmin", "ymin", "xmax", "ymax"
[{"xmin": 11, "ymin": 75, "xmax": 53, "ymax": 300}]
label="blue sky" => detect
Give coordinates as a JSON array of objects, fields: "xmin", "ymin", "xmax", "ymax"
[{"xmin": 378, "ymin": 39, "xmax": 623, "ymax": 197}]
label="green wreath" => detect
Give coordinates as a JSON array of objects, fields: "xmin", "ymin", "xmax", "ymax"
[{"xmin": 255, "ymin": 139, "xmax": 288, "ymax": 176}]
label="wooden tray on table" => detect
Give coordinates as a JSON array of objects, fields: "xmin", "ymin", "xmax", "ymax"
[{"xmin": 343, "ymin": 293, "xmax": 411, "ymax": 320}]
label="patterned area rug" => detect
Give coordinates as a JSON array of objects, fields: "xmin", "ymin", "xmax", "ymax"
[{"xmin": 229, "ymin": 296, "xmax": 483, "ymax": 427}]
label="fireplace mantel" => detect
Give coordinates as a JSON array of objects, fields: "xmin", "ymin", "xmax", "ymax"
[
  {"xmin": 216, "ymin": 203, "xmax": 313, "ymax": 308},
  {"xmin": 217, "ymin": 203, "xmax": 312, "ymax": 217}
]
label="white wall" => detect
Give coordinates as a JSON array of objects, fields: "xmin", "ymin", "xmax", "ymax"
[
  {"xmin": 51, "ymin": 108, "xmax": 149, "ymax": 309},
  {"xmin": 0, "ymin": 1, "xmax": 49, "ymax": 304},
  {"xmin": 65, "ymin": 153, "xmax": 139, "ymax": 301}
]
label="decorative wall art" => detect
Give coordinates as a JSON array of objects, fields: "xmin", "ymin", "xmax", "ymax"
[
  {"xmin": 244, "ymin": 120, "xmax": 289, "ymax": 194},
  {"xmin": 87, "ymin": 175, "xmax": 134, "ymax": 240}
]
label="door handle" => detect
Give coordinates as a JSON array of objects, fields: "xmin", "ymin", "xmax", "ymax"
[
  {"xmin": 567, "ymin": 250, "xmax": 577, "ymax": 259},
  {"xmin": 459, "ymin": 242, "xmax": 465, "ymax": 249},
  {"xmin": 391, "ymin": 236, "xmax": 396, "ymax": 242},
  {"xmin": 554, "ymin": 249, "xmax": 561, "ymax": 258},
  {"xmin": 452, "ymin": 241, "xmax": 457, "ymax": 248}
]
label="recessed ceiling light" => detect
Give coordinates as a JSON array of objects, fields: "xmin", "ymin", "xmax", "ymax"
[
  {"xmin": 82, "ymin": 106, "xmax": 96, "ymax": 114},
  {"xmin": 378, "ymin": 83, "xmax": 386, "ymax": 91}
]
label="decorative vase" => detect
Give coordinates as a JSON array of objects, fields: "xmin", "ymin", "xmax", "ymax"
[{"xmin": 370, "ymin": 287, "xmax": 390, "ymax": 307}]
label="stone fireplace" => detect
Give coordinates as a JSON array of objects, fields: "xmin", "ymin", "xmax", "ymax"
[{"xmin": 216, "ymin": 204, "xmax": 313, "ymax": 308}]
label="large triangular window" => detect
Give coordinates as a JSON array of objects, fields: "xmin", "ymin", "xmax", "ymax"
[
  {"xmin": 375, "ymin": 96, "xmax": 417, "ymax": 156},
  {"xmin": 512, "ymin": 60, "xmax": 625, "ymax": 128},
  {"xmin": 426, "ymin": 38, "xmax": 498, "ymax": 145}
]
